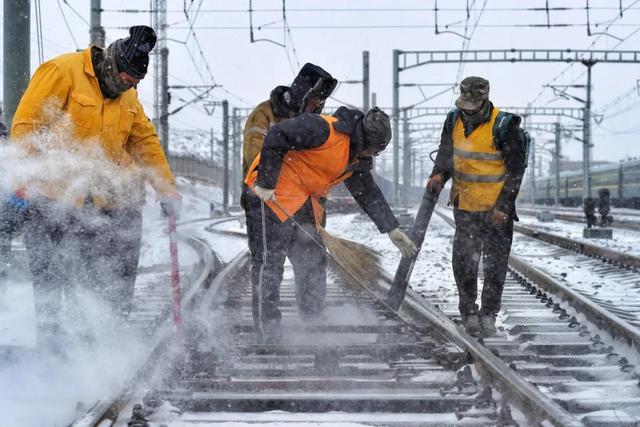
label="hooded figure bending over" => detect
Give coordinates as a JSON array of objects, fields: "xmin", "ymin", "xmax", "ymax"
[{"xmin": 244, "ymin": 106, "xmax": 417, "ymax": 344}]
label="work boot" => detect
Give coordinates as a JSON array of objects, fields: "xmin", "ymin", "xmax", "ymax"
[
  {"xmin": 462, "ymin": 313, "xmax": 481, "ymax": 336},
  {"xmin": 480, "ymin": 314, "xmax": 497, "ymax": 337}
]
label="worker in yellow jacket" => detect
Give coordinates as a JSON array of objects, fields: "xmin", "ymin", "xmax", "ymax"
[
  {"xmin": 9, "ymin": 26, "xmax": 180, "ymax": 353},
  {"xmin": 427, "ymin": 77, "xmax": 527, "ymax": 338}
]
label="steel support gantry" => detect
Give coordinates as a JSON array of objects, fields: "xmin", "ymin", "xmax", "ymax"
[{"xmin": 392, "ymin": 48, "xmax": 640, "ymax": 203}]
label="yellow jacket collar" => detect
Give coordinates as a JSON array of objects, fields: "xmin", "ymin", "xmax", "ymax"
[{"xmin": 83, "ymin": 46, "xmax": 100, "ymax": 77}]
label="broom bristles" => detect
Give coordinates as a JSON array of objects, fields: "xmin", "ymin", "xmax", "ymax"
[{"xmin": 318, "ymin": 227, "xmax": 383, "ymax": 291}]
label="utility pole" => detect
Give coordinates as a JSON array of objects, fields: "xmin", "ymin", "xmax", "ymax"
[
  {"xmin": 392, "ymin": 49, "xmax": 400, "ymax": 205},
  {"xmin": 362, "ymin": 51, "xmax": 370, "ymax": 112},
  {"xmin": 222, "ymin": 100, "xmax": 229, "ymax": 213},
  {"xmin": 89, "ymin": 0, "xmax": 105, "ymax": 47},
  {"xmin": 411, "ymin": 148, "xmax": 416, "ymax": 186},
  {"xmin": 583, "ymin": 60, "xmax": 594, "ymax": 199},
  {"xmin": 420, "ymin": 156, "xmax": 425, "ymax": 186},
  {"xmin": 209, "ymin": 128, "xmax": 214, "ymax": 164},
  {"xmin": 152, "ymin": 0, "xmax": 167, "ymax": 138},
  {"xmin": 402, "ymin": 109, "xmax": 410, "ymax": 204},
  {"xmin": 159, "ymin": 47, "xmax": 169, "ymax": 154},
  {"xmin": 232, "ymin": 107, "xmax": 240, "ymax": 204},
  {"xmin": 371, "ymin": 92, "xmax": 377, "ymax": 107},
  {"xmin": 522, "ymin": 105, "xmax": 535, "ymax": 205},
  {"xmin": 3, "ymin": 0, "xmax": 30, "ymax": 129},
  {"xmin": 371, "ymin": 92, "xmax": 378, "ymax": 174},
  {"xmin": 554, "ymin": 122, "xmax": 561, "ymax": 205},
  {"xmin": 530, "ymin": 138, "xmax": 536, "ymax": 204}
]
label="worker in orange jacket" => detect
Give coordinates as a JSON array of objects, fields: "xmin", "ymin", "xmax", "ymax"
[
  {"xmin": 10, "ymin": 26, "xmax": 180, "ymax": 353},
  {"xmin": 245, "ymin": 106, "xmax": 416, "ymax": 343}
]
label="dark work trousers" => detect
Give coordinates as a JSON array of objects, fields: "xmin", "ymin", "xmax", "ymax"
[
  {"xmin": 0, "ymin": 201, "xmax": 24, "ymax": 264},
  {"xmin": 245, "ymin": 191, "xmax": 327, "ymax": 335},
  {"xmin": 452, "ymin": 208, "xmax": 514, "ymax": 317},
  {"xmin": 23, "ymin": 199, "xmax": 142, "ymax": 345}
]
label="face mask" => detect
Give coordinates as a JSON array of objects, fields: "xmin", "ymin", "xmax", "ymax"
[{"xmin": 102, "ymin": 42, "xmax": 133, "ymax": 98}]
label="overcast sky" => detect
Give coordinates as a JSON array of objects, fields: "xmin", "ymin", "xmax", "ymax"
[{"xmin": 1, "ymin": 0, "xmax": 639, "ymax": 174}]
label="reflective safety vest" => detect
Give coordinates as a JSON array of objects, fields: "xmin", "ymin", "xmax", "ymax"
[
  {"xmin": 244, "ymin": 115, "xmax": 354, "ymax": 226},
  {"xmin": 451, "ymin": 107, "xmax": 506, "ymax": 212}
]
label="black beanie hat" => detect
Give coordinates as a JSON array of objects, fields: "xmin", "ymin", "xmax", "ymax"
[
  {"xmin": 115, "ymin": 26, "xmax": 157, "ymax": 79},
  {"xmin": 362, "ymin": 107, "xmax": 392, "ymax": 151}
]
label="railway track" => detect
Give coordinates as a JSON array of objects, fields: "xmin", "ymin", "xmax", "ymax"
[
  {"xmin": 437, "ymin": 208, "xmax": 640, "ymax": 328},
  {"xmin": 513, "ymin": 222, "xmax": 640, "ymax": 271},
  {"xmin": 428, "ymin": 211, "xmax": 640, "ymax": 424},
  {"xmin": 69, "ymin": 214, "xmax": 640, "ymax": 426},
  {"xmin": 69, "ymin": 226, "xmax": 220, "ymax": 427},
  {"xmin": 517, "ymin": 207, "xmax": 640, "ymax": 232}
]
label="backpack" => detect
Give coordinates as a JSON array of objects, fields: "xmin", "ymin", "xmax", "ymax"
[{"xmin": 448, "ymin": 108, "xmax": 531, "ymax": 169}]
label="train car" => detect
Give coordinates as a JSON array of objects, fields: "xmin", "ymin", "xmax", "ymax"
[{"xmin": 525, "ymin": 159, "xmax": 640, "ymax": 208}]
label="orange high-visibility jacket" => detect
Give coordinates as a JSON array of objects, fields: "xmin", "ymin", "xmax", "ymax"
[{"xmin": 245, "ymin": 115, "xmax": 353, "ymax": 226}]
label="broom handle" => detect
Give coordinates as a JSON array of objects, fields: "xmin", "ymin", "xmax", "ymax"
[
  {"xmin": 267, "ymin": 198, "xmax": 406, "ymax": 316},
  {"xmin": 167, "ymin": 211, "xmax": 182, "ymax": 345}
]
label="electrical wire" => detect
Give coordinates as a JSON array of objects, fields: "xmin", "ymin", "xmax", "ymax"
[
  {"xmin": 56, "ymin": 0, "xmax": 79, "ymax": 50},
  {"xmin": 182, "ymin": 0, "xmax": 218, "ymax": 85},
  {"xmin": 531, "ymin": 0, "xmax": 640, "ymax": 105},
  {"xmin": 104, "ymin": 7, "xmax": 640, "ymax": 13},
  {"xmin": 62, "ymin": 0, "xmax": 90, "ymax": 25},
  {"xmin": 35, "ymin": 0, "xmax": 45, "ymax": 64},
  {"xmin": 107, "ymin": 23, "xmax": 640, "ymax": 30},
  {"xmin": 282, "ymin": 0, "xmax": 301, "ymax": 72},
  {"xmin": 452, "ymin": 0, "xmax": 488, "ymax": 103}
]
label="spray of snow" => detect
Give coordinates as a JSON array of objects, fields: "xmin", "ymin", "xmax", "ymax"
[{"xmin": 0, "ymin": 108, "xmax": 184, "ymax": 427}]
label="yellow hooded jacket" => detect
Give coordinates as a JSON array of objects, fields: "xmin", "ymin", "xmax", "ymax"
[
  {"xmin": 11, "ymin": 46, "xmax": 175, "ymax": 209},
  {"xmin": 242, "ymin": 100, "xmax": 290, "ymax": 179}
]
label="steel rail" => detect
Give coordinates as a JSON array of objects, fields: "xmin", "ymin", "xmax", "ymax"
[
  {"xmin": 517, "ymin": 207, "xmax": 640, "ymax": 232},
  {"xmin": 436, "ymin": 209, "xmax": 640, "ymax": 360},
  {"xmin": 508, "ymin": 255, "xmax": 640, "ymax": 353},
  {"xmin": 186, "ymin": 216, "xmax": 584, "ymax": 426},
  {"xmin": 371, "ymin": 271, "xmax": 584, "ymax": 427},
  {"xmin": 513, "ymin": 223, "xmax": 640, "ymax": 270},
  {"xmin": 69, "ymin": 229, "xmax": 220, "ymax": 427}
]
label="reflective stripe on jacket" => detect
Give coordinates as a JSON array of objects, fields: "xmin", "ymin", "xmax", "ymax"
[
  {"xmin": 11, "ymin": 46, "xmax": 175, "ymax": 209},
  {"xmin": 451, "ymin": 107, "xmax": 506, "ymax": 211},
  {"xmin": 245, "ymin": 115, "xmax": 352, "ymax": 226}
]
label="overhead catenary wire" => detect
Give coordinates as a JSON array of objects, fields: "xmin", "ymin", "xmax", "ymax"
[
  {"xmin": 282, "ymin": 0, "xmax": 301, "ymax": 73},
  {"xmin": 102, "ymin": 6, "xmax": 640, "ymax": 14},
  {"xmin": 35, "ymin": 0, "xmax": 45, "ymax": 64},
  {"xmin": 531, "ymin": 0, "xmax": 640, "ymax": 105},
  {"xmin": 56, "ymin": 0, "xmax": 80, "ymax": 51},
  {"xmin": 61, "ymin": 0, "xmax": 90, "ymax": 26},
  {"xmin": 182, "ymin": 0, "xmax": 218, "ymax": 85},
  {"xmin": 106, "ymin": 23, "xmax": 640, "ymax": 30},
  {"xmin": 452, "ymin": 0, "xmax": 488, "ymax": 104}
]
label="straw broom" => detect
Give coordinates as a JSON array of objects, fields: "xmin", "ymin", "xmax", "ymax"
[{"xmin": 318, "ymin": 227, "xmax": 383, "ymax": 291}]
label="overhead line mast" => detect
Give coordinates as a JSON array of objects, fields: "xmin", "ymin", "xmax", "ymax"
[{"xmin": 153, "ymin": 0, "xmax": 169, "ymax": 154}]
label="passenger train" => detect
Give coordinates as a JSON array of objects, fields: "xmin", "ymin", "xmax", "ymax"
[{"xmin": 524, "ymin": 159, "xmax": 640, "ymax": 208}]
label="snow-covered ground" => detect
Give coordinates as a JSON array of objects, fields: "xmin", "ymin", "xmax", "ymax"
[
  {"xmin": 169, "ymin": 128, "xmax": 223, "ymax": 164},
  {"xmin": 326, "ymin": 208, "xmax": 459, "ymax": 304},
  {"xmin": 518, "ymin": 203, "xmax": 640, "ymax": 223},
  {"xmin": 517, "ymin": 213, "xmax": 640, "ymax": 254}
]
